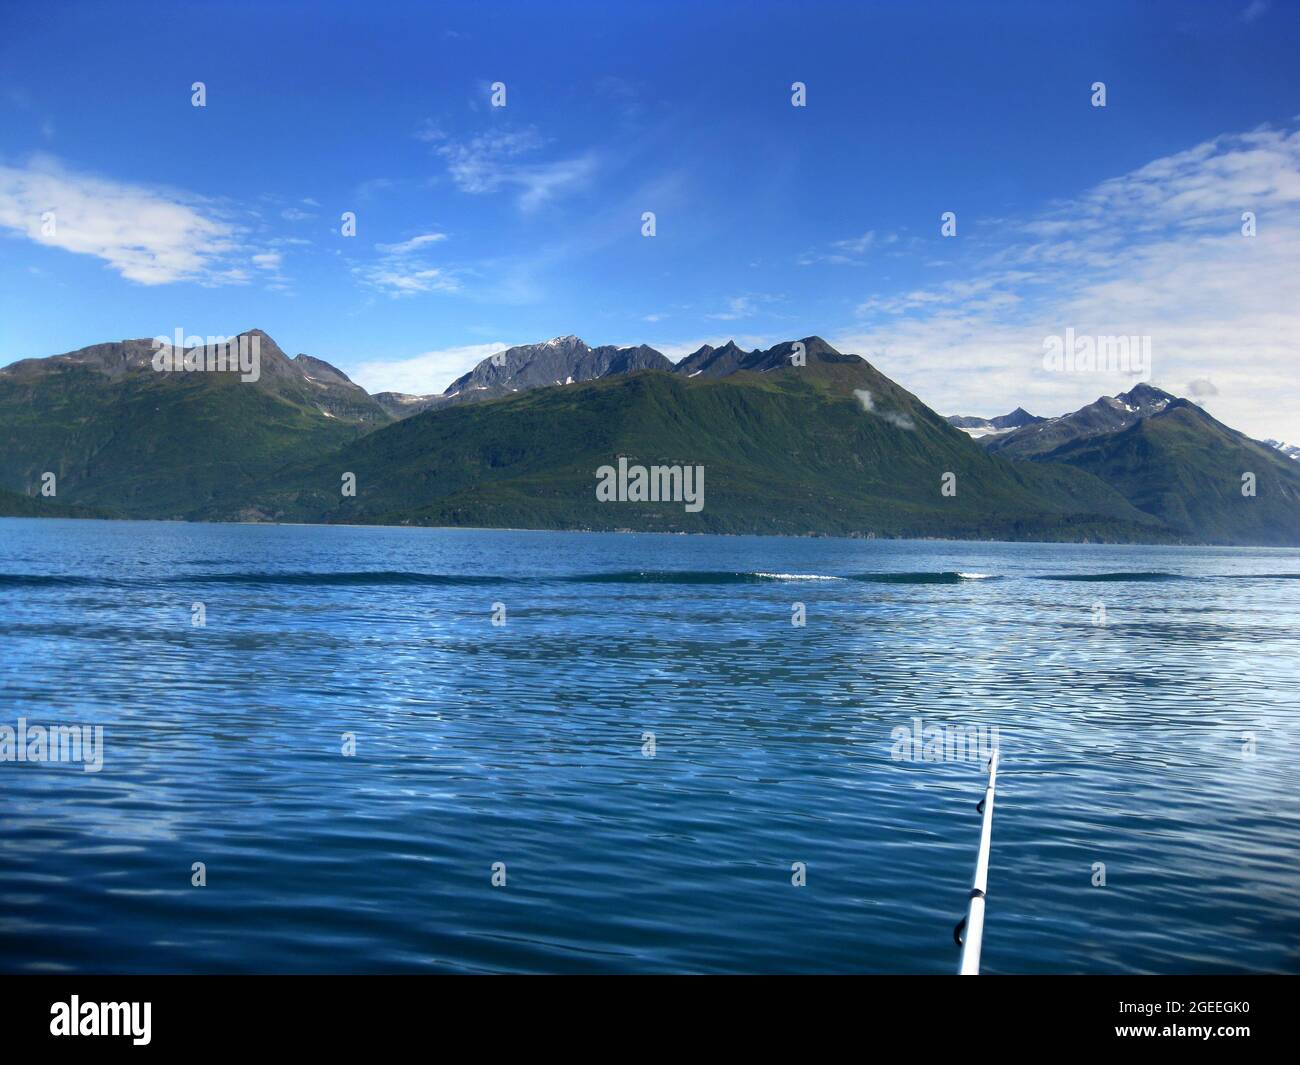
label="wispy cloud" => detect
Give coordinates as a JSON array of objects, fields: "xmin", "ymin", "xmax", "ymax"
[
  {"xmin": 375, "ymin": 231, "xmax": 448, "ymax": 254},
  {"xmin": 413, "ymin": 119, "xmax": 445, "ymax": 143},
  {"xmin": 854, "ymin": 388, "xmax": 915, "ymax": 430},
  {"xmin": 355, "ymin": 177, "xmax": 398, "ymax": 201},
  {"xmin": 1241, "ymin": 1, "xmax": 1270, "ymax": 24},
  {"xmin": 705, "ymin": 293, "xmax": 790, "ymax": 322},
  {"xmin": 422, "ymin": 125, "xmax": 598, "ymax": 211},
  {"xmin": 353, "ymin": 262, "xmax": 461, "ymax": 297},
  {"xmin": 833, "ymin": 126, "xmax": 1300, "ymax": 441},
  {"xmin": 800, "ymin": 228, "xmax": 898, "ymax": 266},
  {"xmin": 834, "ymin": 230, "xmax": 876, "ymax": 255},
  {"xmin": 708, "ymin": 296, "xmax": 758, "ymax": 321},
  {"xmin": 354, "ymin": 224, "xmax": 460, "ymax": 297},
  {"xmin": 0, "ymin": 156, "xmax": 246, "ymax": 285}
]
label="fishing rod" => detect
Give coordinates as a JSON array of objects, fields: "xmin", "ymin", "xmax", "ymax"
[{"xmin": 953, "ymin": 746, "xmax": 999, "ymax": 975}]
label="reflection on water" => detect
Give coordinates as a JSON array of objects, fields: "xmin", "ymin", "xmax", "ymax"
[{"xmin": 1, "ymin": 519, "xmax": 1298, "ymax": 973}]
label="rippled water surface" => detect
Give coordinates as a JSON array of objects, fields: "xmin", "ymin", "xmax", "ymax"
[{"xmin": 2, "ymin": 518, "xmax": 1298, "ymax": 973}]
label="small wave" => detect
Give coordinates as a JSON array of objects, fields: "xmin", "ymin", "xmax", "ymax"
[
  {"xmin": 572, "ymin": 570, "xmax": 994, "ymax": 585},
  {"xmin": 192, "ymin": 569, "xmax": 856, "ymax": 587},
  {"xmin": 572, "ymin": 571, "xmax": 778, "ymax": 585},
  {"xmin": 0, "ymin": 568, "xmax": 989, "ymax": 589},
  {"xmin": 0, "ymin": 573, "xmax": 121, "ymax": 588},
  {"xmin": 1038, "ymin": 572, "xmax": 1186, "ymax": 583},
  {"xmin": 184, "ymin": 571, "xmax": 503, "ymax": 587},
  {"xmin": 846, "ymin": 571, "xmax": 999, "ymax": 584},
  {"xmin": 16, "ymin": 568, "xmax": 1291, "ymax": 592}
]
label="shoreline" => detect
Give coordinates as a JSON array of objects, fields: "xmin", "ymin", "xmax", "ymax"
[{"xmin": 3, "ymin": 512, "xmax": 1298, "ymax": 552}]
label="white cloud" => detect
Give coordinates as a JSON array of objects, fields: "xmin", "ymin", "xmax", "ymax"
[
  {"xmin": 708, "ymin": 296, "xmax": 757, "ymax": 321},
  {"xmin": 0, "ymin": 156, "xmax": 241, "ymax": 285},
  {"xmin": 834, "ymin": 230, "xmax": 875, "ymax": 255},
  {"xmin": 854, "ymin": 388, "xmax": 915, "ymax": 429},
  {"xmin": 350, "ymin": 342, "xmax": 512, "ymax": 395},
  {"xmin": 375, "ymin": 232, "xmax": 448, "ymax": 254},
  {"xmin": 1241, "ymin": 1, "xmax": 1270, "ymax": 23},
  {"xmin": 433, "ymin": 127, "xmax": 597, "ymax": 211},
  {"xmin": 355, "ymin": 230, "xmax": 458, "ymax": 297},
  {"xmin": 801, "ymin": 228, "xmax": 893, "ymax": 266},
  {"xmin": 706, "ymin": 293, "xmax": 788, "ymax": 322},
  {"xmin": 354, "ymin": 263, "xmax": 460, "ymax": 297},
  {"xmin": 355, "ymin": 177, "xmax": 398, "ymax": 201},
  {"xmin": 413, "ymin": 119, "xmax": 445, "ymax": 143},
  {"xmin": 834, "ymin": 126, "xmax": 1300, "ymax": 442}
]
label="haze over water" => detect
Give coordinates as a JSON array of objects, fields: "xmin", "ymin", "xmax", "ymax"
[{"xmin": 1, "ymin": 519, "xmax": 1298, "ymax": 974}]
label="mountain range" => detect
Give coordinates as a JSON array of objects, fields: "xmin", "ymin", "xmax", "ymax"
[
  {"xmin": 953, "ymin": 383, "xmax": 1177, "ymax": 459},
  {"xmin": 3, "ymin": 330, "xmax": 1298, "ymax": 545},
  {"xmin": 945, "ymin": 407, "xmax": 1044, "ymax": 439},
  {"xmin": 372, "ymin": 335, "xmax": 676, "ymax": 418}
]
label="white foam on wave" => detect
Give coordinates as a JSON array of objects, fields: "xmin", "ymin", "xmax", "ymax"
[
  {"xmin": 957, "ymin": 572, "xmax": 996, "ymax": 580},
  {"xmin": 753, "ymin": 572, "xmax": 845, "ymax": 581}
]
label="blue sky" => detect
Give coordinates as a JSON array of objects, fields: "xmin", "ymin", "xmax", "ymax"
[{"xmin": 2, "ymin": 0, "xmax": 1299, "ymax": 438}]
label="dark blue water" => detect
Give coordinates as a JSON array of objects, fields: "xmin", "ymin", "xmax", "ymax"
[{"xmin": 2, "ymin": 518, "xmax": 1298, "ymax": 974}]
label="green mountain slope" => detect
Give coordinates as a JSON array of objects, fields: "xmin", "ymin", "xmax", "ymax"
[
  {"xmin": 0, "ymin": 487, "xmax": 111, "ymax": 519},
  {"xmin": 5, "ymin": 329, "xmax": 1294, "ymax": 544},
  {"xmin": 221, "ymin": 342, "xmax": 1164, "ymax": 541},
  {"xmin": 0, "ymin": 331, "xmax": 385, "ymax": 518},
  {"xmin": 1032, "ymin": 399, "xmax": 1300, "ymax": 545}
]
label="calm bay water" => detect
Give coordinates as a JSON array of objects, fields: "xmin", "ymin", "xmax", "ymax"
[{"xmin": 1, "ymin": 517, "xmax": 1298, "ymax": 974}]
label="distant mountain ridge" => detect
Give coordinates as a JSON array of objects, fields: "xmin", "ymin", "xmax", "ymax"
[
  {"xmin": 1, "ymin": 329, "xmax": 392, "ymax": 426},
  {"xmin": 0, "ymin": 329, "xmax": 683, "ymax": 427},
  {"xmin": 3, "ymin": 331, "xmax": 1298, "ymax": 545},
  {"xmin": 371, "ymin": 336, "xmax": 673, "ymax": 417},
  {"xmin": 1264, "ymin": 439, "xmax": 1300, "ymax": 462},
  {"xmin": 947, "ymin": 407, "xmax": 1044, "ymax": 439},
  {"xmin": 373, "ymin": 335, "xmax": 854, "ymax": 413},
  {"xmin": 0, "ymin": 329, "xmax": 387, "ymax": 516},
  {"xmin": 1028, "ymin": 398, "xmax": 1300, "ymax": 544},
  {"xmin": 216, "ymin": 336, "xmax": 1163, "ymax": 541},
  {"xmin": 674, "ymin": 337, "xmax": 858, "ymax": 378},
  {"xmin": 975, "ymin": 383, "xmax": 1176, "ymax": 458},
  {"xmin": 949, "ymin": 383, "xmax": 1300, "ymax": 545},
  {"xmin": 444, "ymin": 335, "xmax": 674, "ymax": 397}
]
